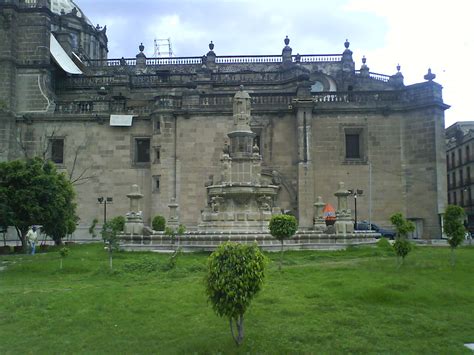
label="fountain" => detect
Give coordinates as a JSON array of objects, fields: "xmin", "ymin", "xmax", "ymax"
[
  {"xmin": 199, "ymin": 86, "xmax": 281, "ymax": 232},
  {"xmin": 119, "ymin": 88, "xmax": 378, "ymax": 251}
]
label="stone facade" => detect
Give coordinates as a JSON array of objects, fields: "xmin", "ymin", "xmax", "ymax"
[
  {"xmin": 446, "ymin": 121, "xmax": 474, "ymax": 233},
  {"xmin": 0, "ymin": 1, "xmax": 449, "ymax": 238}
]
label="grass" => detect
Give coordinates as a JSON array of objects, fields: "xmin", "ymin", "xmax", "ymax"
[{"xmin": 0, "ymin": 242, "xmax": 473, "ymax": 353}]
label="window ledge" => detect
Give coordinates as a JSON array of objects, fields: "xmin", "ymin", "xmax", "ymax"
[
  {"xmin": 343, "ymin": 159, "xmax": 368, "ymax": 165},
  {"xmin": 132, "ymin": 162, "xmax": 151, "ymax": 169}
]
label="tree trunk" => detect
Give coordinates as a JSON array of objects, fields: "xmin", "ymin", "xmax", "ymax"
[
  {"xmin": 60, "ymin": 257, "xmax": 63, "ymax": 270},
  {"xmin": 229, "ymin": 318, "xmax": 236, "ymax": 344},
  {"xmin": 16, "ymin": 227, "xmax": 27, "ymax": 252},
  {"xmin": 229, "ymin": 316, "xmax": 244, "ymax": 346},
  {"xmin": 237, "ymin": 315, "xmax": 244, "ymax": 345},
  {"xmin": 109, "ymin": 250, "xmax": 113, "ymax": 270},
  {"xmin": 451, "ymin": 247, "xmax": 455, "ymax": 267}
]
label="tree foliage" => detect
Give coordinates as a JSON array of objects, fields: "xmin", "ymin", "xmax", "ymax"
[
  {"xmin": 164, "ymin": 224, "xmax": 186, "ymax": 269},
  {"xmin": 109, "ymin": 216, "xmax": 126, "ymax": 233},
  {"xmin": 269, "ymin": 214, "xmax": 298, "ymax": 271},
  {"xmin": 59, "ymin": 247, "xmax": 69, "ymax": 270},
  {"xmin": 390, "ymin": 212, "xmax": 415, "ymax": 267},
  {"xmin": 205, "ymin": 242, "xmax": 266, "ymax": 346},
  {"xmin": 443, "ymin": 205, "xmax": 466, "ymax": 266},
  {"xmin": 152, "ymin": 215, "xmax": 166, "ymax": 231},
  {"xmin": 101, "ymin": 220, "xmax": 122, "ymax": 271},
  {"xmin": 0, "ymin": 158, "xmax": 78, "ymax": 248}
]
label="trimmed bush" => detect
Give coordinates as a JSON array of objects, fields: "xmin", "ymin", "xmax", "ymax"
[
  {"xmin": 205, "ymin": 242, "xmax": 266, "ymax": 346},
  {"xmin": 269, "ymin": 214, "xmax": 298, "ymax": 271},
  {"xmin": 390, "ymin": 212, "xmax": 415, "ymax": 267},
  {"xmin": 109, "ymin": 216, "xmax": 126, "ymax": 233},
  {"xmin": 152, "ymin": 215, "xmax": 166, "ymax": 231},
  {"xmin": 444, "ymin": 204, "xmax": 466, "ymax": 266}
]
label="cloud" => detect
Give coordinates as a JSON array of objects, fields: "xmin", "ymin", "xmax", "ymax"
[
  {"xmin": 344, "ymin": 0, "xmax": 474, "ymax": 126},
  {"xmin": 75, "ymin": 0, "xmax": 473, "ymax": 126}
]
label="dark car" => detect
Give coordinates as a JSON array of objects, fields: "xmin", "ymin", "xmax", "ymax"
[{"xmin": 355, "ymin": 221, "xmax": 396, "ymax": 239}]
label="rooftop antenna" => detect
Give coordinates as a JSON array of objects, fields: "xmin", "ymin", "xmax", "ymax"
[{"xmin": 153, "ymin": 38, "xmax": 173, "ymax": 57}]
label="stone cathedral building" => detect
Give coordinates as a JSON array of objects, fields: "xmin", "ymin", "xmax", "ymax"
[{"xmin": 0, "ymin": 0, "xmax": 448, "ymax": 238}]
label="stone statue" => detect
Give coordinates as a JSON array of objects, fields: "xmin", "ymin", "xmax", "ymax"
[{"xmin": 221, "ymin": 154, "xmax": 231, "ymax": 183}]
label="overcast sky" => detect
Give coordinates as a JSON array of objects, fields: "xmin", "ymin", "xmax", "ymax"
[{"xmin": 75, "ymin": 0, "xmax": 473, "ymax": 128}]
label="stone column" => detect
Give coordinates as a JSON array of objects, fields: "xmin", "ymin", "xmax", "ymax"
[
  {"xmin": 334, "ymin": 182, "xmax": 354, "ymax": 235},
  {"xmin": 313, "ymin": 196, "xmax": 326, "ymax": 232},
  {"xmin": 125, "ymin": 184, "xmax": 144, "ymax": 235},
  {"xmin": 168, "ymin": 197, "xmax": 179, "ymax": 228},
  {"xmin": 295, "ymin": 100, "xmax": 314, "ymax": 229},
  {"xmin": 136, "ymin": 43, "xmax": 146, "ymax": 72}
]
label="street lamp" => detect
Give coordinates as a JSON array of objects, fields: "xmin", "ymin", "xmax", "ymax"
[
  {"xmin": 349, "ymin": 189, "xmax": 363, "ymax": 229},
  {"xmin": 98, "ymin": 196, "xmax": 113, "ymax": 225}
]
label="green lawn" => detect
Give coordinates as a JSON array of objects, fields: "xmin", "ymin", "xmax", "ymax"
[{"xmin": 0, "ymin": 242, "xmax": 473, "ymax": 353}]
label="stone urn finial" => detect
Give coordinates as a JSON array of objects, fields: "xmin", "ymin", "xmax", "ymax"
[
  {"xmin": 284, "ymin": 36, "xmax": 290, "ymax": 46},
  {"xmin": 424, "ymin": 68, "xmax": 436, "ymax": 81}
]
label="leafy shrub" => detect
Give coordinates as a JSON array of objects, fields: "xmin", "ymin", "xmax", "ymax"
[
  {"xmin": 59, "ymin": 247, "xmax": 69, "ymax": 270},
  {"xmin": 205, "ymin": 242, "xmax": 266, "ymax": 346},
  {"xmin": 109, "ymin": 216, "xmax": 125, "ymax": 233},
  {"xmin": 89, "ymin": 218, "xmax": 98, "ymax": 238},
  {"xmin": 269, "ymin": 214, "xmax": 298, "ymax": 271},
  {"xmin": 390, "ymin": 213, "xmax": 415, "ymax": 267},
  {"xmin": 392, "ymin": 238, "xmax": 412, "ymax": 259},
  {"xmin": 444, "ymin": 205, "xmax": 466, "ymax": 266},
  {"xmin": 152, "ymin": 215, "xmax": 166, "ymax": 231}
]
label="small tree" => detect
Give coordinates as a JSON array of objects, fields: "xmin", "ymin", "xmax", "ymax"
[
  {"xmin": 89, "ymin": 218, "xmax": 98, "ymax": 238},
  {"xmin": 205, "ymin": 242, "xmax": 266, "ymax": 346},
  {"xmin": 390, "ymin": 212, "xmax": 415, "ymax": 267},
  {"xmin": 59, "ymin": 247, "xmax": 69, "ymax": 270},
  {"xmin": 269, "ymin": 214, "xmax": 298, "ymax": 271},
  {"xmin": 443, "ymin": 205, "xmax": 466, "ymax": 266},
  {"xmin": 101, "ymin": 221, "xmax": 122, "ymax": 271},
  {"xmin": 109, "ymin": 216, "xmax": 126, "ymax": 233},
  {"xmin": 164, "ymin": 224, "xmax": 186, "ymax": 269},
  {"xmin": 152, "ymin": 215, "xmax": 166, "ymax": 231},
  {"xmin": 164, "ymin": 224, "xmax": 186, "ymax": 245}
]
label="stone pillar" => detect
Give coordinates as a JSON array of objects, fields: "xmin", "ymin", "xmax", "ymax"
[
  {"xmin": 168, "ymin": 197, "xmax": 179, "ymax": 228},
  {"xmin": 281, "ymin": 36, "xmax": 292, "ymax": 64},
  {"xmin": 136, "ymin": 43, "xmax": 146, "ymax": 72},
  {"xmin": 334, "ymin": 182, "xmax": 354, "ymax": 235},
  {"xmin": 295, "ymin": 100, "xmax": 314, "ymax": 229},
  {"xmin": 125, "ymin": 184, "xmax": 144, "ymax": 235},
  {"xmin": 206, "ymin": 41, "xmax": 216, "ymax": 69},
  {"xmin": 359, "ymin": 56, "xmax": 370, "ymax": 78},
  {"xmin": 313, "ymin": 196, "xmax": 326, "ymax": 232}
]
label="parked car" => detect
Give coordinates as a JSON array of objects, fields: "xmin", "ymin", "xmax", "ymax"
[{"xmin": 355, "ymin": 221, "xmax": 396, "ymax": 239}]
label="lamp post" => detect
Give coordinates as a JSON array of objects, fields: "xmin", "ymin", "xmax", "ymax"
[
  {"xmin": 349, "ymin": 189, "xmax": 363, "ymax": 229},
  {"xmin": 98, "ymin": 196, "xmax": 113, "ymax": 225}
]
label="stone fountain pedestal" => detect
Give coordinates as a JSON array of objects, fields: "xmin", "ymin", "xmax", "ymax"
[
  {"xmin": 199, "ymin": 87, "xmax": 281, "ymax": 233},
  {"xmin": 124, "ymin": 184, "xmax": 144, "ymax": 235}
]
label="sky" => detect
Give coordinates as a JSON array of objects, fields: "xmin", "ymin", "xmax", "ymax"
[{"xmin": 75, "ymin": 0, "xmax": 473, "ymax": 128}]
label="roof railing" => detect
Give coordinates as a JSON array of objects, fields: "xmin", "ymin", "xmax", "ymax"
[{"xmin": 84, "ymin": 53, "xmax": 343, "ymax": 67}]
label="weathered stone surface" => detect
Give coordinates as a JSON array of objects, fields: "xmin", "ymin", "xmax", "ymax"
[{"xmin": 0, "ymin": 1, "xmax": 448, "ymax": 239}]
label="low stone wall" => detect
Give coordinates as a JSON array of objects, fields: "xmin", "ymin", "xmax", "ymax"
[{"xmin": 119, "ymin": 231, "xmax": 378, "ymax": 252}]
